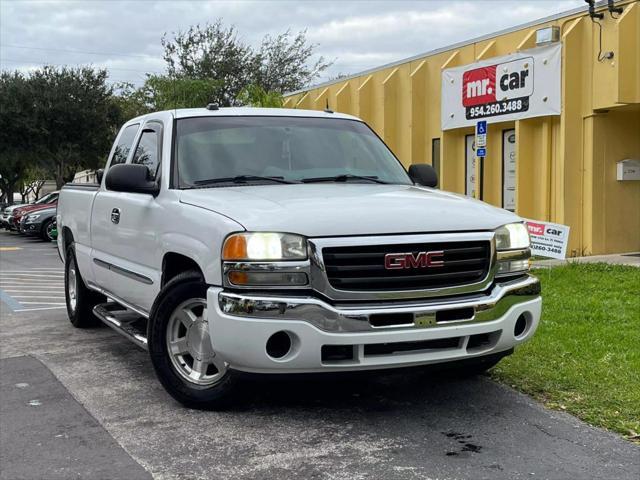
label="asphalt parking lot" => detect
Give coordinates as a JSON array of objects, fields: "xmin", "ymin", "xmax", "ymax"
[{"xmin": 1, "ymin": 231, "xmax": 638, "ymax": 480}]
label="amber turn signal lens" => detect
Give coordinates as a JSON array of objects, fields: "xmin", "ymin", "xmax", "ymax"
[
  {"xmin": 222, "ymin": 234, "xmax": 247, "ymax": 260},
  {"xmin": 228, "ymin": 271, "xmax": 249, "ymax": 285}
]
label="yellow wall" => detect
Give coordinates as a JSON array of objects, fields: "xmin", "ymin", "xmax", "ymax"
[{"xmin": 284, "ymin": 1, "xmax": 640, "ymax": 255}]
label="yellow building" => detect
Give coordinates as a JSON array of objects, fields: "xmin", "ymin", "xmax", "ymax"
[{"xmin": 285, "ymin": 0, "xmax": 640, "ymax": 256}]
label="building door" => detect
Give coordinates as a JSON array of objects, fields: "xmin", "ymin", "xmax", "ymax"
[
  {"xmin": 502, "ymin": 129, "xmax": 516, "ymax": 211},
  {"xmin": 465, "ymin": 134, "xmax": 476, "ymax": 197}
]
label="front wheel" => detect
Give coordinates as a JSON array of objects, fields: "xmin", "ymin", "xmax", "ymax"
[
  {"xmin": 148, "ymin": 272, "xmax": 236, "ymax": 409},
  {"xmin": 65, "ymin": 244, "xmax": 105, "ymax": 328}
]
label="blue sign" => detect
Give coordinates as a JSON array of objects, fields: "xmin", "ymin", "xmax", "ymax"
[
  {"xmin": 476, "ymin": 120, "xmax": 487, "ymax": 135},
  {"xmin": 477, "ymin": 147, "xmax": 486, "ymax": 157}
]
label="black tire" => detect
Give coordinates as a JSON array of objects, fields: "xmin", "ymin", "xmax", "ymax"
[
  {"xmin": 65, "ymin": 243, "xmax": 105, "ymax": 328},
  {"xmin": 444, "ymin": 350, "xmax": 512, "ymax": 377},
  {"xmin": 148, "ymin": 271, "xmax": 236, "ymax": 409},
  {"xmin": 40, "ymin": 219, "xmax": 55, "ymax": 241}
]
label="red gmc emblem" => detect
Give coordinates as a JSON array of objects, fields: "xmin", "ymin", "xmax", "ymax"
[{"xmin": 384, "ymin": 251, "xmax": 445, "ymax": 270}]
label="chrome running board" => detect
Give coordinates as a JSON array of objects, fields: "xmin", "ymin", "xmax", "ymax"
[{"xmin": 93, "ymin": 303, "xmax": 148, "ymax": 351}]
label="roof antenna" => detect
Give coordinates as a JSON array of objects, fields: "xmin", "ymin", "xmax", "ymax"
[{"xmin": 324, "ymin": 99, "xmax": 333, "ymax": 114}]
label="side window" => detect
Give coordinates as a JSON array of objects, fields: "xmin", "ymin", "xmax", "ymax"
[
  {"xmin": 132, "ymin": 127, "xmax": 160, "ymax": 179},
  {"xmin": 110, "ymin": 124, "xmax": 139, "ymax": 167}
]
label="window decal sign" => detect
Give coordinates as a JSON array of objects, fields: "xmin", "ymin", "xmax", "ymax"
[
  {"xmin": 442, "ymin": 44, "xmax": 561, "ymax": 130},
  {"xmin": 525, "ymin": 219, "xmax": 570, "ymax": 259}
]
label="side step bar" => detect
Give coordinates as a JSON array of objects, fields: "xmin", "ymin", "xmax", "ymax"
[{"xmin": 93, "ymin": 303, "xmax": 148, "ymax": 351}]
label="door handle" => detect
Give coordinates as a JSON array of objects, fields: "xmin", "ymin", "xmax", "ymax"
[{"xmin": 111, "ymin": 208, "xmax": 121, "ymax": 224}]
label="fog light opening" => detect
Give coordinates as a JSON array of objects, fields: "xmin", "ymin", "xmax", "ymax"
[
  {"xmin": 514, "ymin": 313, "xmax": 529, "ymax": 339},
  {"xmin": 266, "ymin": 331, "xmax": 292, "ymax": 359}
]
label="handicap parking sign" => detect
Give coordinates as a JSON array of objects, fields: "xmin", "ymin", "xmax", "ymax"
[{"xmin": 476, "ymin": 121, "xmax": 487, "ymax": 134}]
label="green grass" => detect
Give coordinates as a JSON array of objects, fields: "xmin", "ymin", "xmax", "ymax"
[{"xmin": 491, "ymin": 263, "xmax": 640, "ymax": 441}]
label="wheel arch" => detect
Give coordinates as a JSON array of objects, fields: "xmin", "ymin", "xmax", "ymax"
[
  {"xmin": 161, "ymin": 252, "xmax": 205, "ymax": 288},
  {"xmin": 60, "ymin": 226, "xmax": 74, "ymax": 261}
]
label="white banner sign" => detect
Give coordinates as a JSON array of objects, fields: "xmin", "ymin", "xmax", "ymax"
[
  {"xmin": 441, "ymin": 44, "xmax": 562, "ymax": 130},
  {"xmin": 525, "ymin": 219, "xmax": 570, "ymax": 259}
]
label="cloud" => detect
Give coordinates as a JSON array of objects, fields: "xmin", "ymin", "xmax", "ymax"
[{"xmin": 0, "ymin": 0, "xmax": 584, "ymax": 86}]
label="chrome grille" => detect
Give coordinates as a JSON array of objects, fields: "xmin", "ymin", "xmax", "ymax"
[{"xmin": 322, "ymin": 240, "xmax": 491, "ymax": 291}]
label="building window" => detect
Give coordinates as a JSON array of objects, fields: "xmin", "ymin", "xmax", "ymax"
[{"xmin": 432, "ymin": 138, "xmax": 441, "ymax": 188}]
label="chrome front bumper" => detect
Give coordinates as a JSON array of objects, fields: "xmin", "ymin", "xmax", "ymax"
[{"xmin": 207, "ymin": 275, "xmax": 541, "ymax": 373}]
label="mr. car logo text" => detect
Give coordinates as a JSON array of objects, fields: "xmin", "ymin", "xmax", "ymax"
[{"xmin": 463, "ymin": 57, "xmax": 533, "ymax": 120}]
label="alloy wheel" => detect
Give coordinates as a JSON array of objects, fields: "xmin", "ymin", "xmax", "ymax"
[
  {"xmin": 67, "ymin": 256, "xmax": 77, "ymax": 313},
  {"xmin": 165, "ymin": 298, "xmax": 227, "ymax": 386}
]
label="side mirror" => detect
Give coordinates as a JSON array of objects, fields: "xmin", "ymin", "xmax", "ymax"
[
  {"xmin": 408, "ymin": 164, "xmax": 438, "ymax": 188},
  {"xmin": 105, "ymin": 164, "xmax": 159, "ymax": 196},
  {"xmin": 96, "ymin": 169, "xmax": 104, "ymax": 184}
]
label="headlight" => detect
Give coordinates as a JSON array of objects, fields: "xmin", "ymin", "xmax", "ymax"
[
  {"xmin": 495, "ymin": 223, "xmax": 530, "ymax": 250},
  {"xmin": 222, "ymin": 232, "xmax": 309, "ymax": 287},
  {"xmin": 495, "ymin": 223, "xmax": 530, "ymax": 277},
  {"xmin": 222, "ymin": 232, "xmax": 307, "ymax": 261},
  {"xmin": 27, "ymin": 214, "xmax": 41, "ymax": 221}
]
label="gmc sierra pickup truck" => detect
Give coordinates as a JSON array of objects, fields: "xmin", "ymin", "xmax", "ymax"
[{"xmin": 57, "ymin": 107, "xmax": 541, "ymax": 408}]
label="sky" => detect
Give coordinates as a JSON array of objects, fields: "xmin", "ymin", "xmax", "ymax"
[{"xmin": 0, "ymin": 0, "xmax": 586, "ymax": 89}]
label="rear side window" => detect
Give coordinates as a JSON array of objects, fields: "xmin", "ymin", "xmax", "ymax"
[
  {"xmin": 132, "ymin": 128, "xmax": 160, "ymax": 179},
  {"xmin": 110, "ymin": 124, "xmax": 139, "ymax": 166}
]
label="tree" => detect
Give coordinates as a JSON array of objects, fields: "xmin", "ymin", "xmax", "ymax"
[
  {"xmin": 28, "ymin": 66, "xmax": 120, "ymax": 188},
  {"xmin": 161, "ymin": 20, "xmax": 332, "ymax": 106},
  {"xmin": 237, "ymin": 84, "xmax": 283, "ymax": 108},
  {"xmin": 19, "ymin": 165, "xmax": 49, "ymax": 202},
  {"xmin": 252, "ymin": 30, "xmax": 330, "ymax": 94},
  {"xmin": 0, "ymin": 71, "xmax": 37, "ymax": 204},
  {"xmin": 116, "ymin": 75, "xmax": 223, "ymax": 115}
]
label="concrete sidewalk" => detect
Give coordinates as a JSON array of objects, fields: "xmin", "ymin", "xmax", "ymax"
[
  {"xmin": 533, "ymin": 252, "xmax": 640, "ymax": 268},
  {"xmin": 0, "ymin": 356, "xmax": 151, "ymax": 480}
]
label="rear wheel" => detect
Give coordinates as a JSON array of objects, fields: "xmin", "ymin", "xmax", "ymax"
[
  {"xmin": 65, "ymin": 244, "xmax": 105, "ymax": 328},
  {"xmin": 148, "ymin": 272, "xmax": 235, "ymax": 409}
]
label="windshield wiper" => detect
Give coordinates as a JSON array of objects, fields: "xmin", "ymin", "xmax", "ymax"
[
  {"xmin": 193, "ymin": 175, "xmax": 298, "ymax": 186},
  {"xmin": 300, "ymin": 174, "xmax": 387, "ymax": 184}
]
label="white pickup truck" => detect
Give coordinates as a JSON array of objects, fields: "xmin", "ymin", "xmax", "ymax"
[{"xmin": 57, "ymin": 107, "xmax": 541, "ymax": 408}]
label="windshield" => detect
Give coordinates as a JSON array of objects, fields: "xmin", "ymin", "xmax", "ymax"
[
  {"xmin": 35, "ymin": 192, "xmax": 58, "ymax": 204},
  {"xmin": 174, "ymin": 116, "xmax": 412, "ymax": 187}
]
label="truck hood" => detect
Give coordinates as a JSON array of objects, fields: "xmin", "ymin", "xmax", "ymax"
[{"xmin": 179, "ymin": 184, "xmax": 520, "ymax": 237}]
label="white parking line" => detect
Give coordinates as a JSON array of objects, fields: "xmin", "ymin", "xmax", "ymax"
[
  {"xmin": 19, "ymin": 301, "xmax": 66, "ymax": 305},
  {"xmin": 13, "ymin": 306, "xmax": 66, "ymax": 312},
  {"xmin": 0, "ymin": 280, "xmax": 64, "ymax": 284},
  {"xmin": 3, "ymin": 288, "xmax": 64, "ymax": 296},
  {"xmin": 0, "ymin": 266, "xmax": 68, "ymax": 312},
  {"xmin": 3, "ymin": 284, "xmax": 64, "ymax": 292},
  {"xmin": 0, "ymin": 283, "xmax": 64, "ymax": 290},
  {"xmin": 11, "ymin": 295, "xmax": 65, "ymax": 299},
  {"xmin": 0, "ymin": 273, "xmax": 63, "ymax": 278},
  {"xmin": 1, "ymin": 269, "xmax": 62, "ymax": 273}
]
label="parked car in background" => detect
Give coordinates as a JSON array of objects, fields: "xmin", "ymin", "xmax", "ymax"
[
  {"xmin": 1, "ymin": 203, "xmax": 24, "ymax": 229},
  {"xmin": 49, "ymin": 219, "xmax": 58, "ymax": 242},
  {"xmin": 10, "ymin": 191, "xmax": 59, "ymax": 231},
  {"xmin": 21, "ymin": 207, "xmax": 57, "ymax": 241}
]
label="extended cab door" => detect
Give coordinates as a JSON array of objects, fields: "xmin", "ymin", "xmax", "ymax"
[
  {"xmin": 89, "ymin": 122, "xmax": 140, "ymax": 294},
  {"xmin": 91, "ymin": 120, "xmax": 165, "ymax": 313}
]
